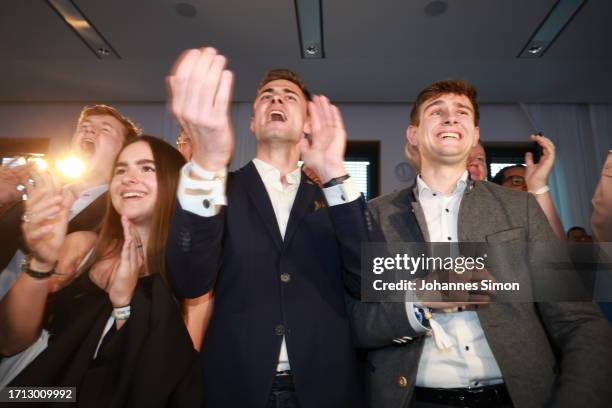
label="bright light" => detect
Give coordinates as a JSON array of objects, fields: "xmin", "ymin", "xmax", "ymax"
[
  {"xmin": 55, "ymin": 156, "xmax": 85, "ymax": 178},
  {"xmin": 29, "ymin": 157, "xmax": 48, "ymax": 170}
]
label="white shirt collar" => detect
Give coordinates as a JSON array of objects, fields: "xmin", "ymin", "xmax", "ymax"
[
  {"xmin": 416, "ymin": 170, "xmax": 468, "ymax": 199},
  {"xmin": 252, "ymin": 158, "xmax": 301, "ymax": 188}
]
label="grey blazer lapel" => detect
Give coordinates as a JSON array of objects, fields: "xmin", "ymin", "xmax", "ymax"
[
  {"xmin": 410, "ymin": 202, "xmax": 430, "ymax": 242},
  {"xmin": 385, "ymin": 187, "xmax": 427, "ymax": 243}
]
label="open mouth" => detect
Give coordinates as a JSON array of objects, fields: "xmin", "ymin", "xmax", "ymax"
[
  {"xmin": 268, "ymin": 110, "xmax": 287, "ymax": 122},
  {"xmin": 438, "ymin": 132, "xmax": 461, "ymax": 140},
  {"xmin": 79, "ymin": 139, "xmax": 96, "ymax": 157},
  {"xmin": 121, "ymin": 191, "xmax": 146, "ymax": 200}
]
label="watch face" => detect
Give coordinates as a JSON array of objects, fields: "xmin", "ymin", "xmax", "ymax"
[{"xmin": 20, "ymin": 257, "xmax": 29, "ymax": 272}]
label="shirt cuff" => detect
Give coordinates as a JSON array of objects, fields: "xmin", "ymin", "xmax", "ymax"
[
  {"xmin": 405, "ymin": 301, "xmax": 430, "ymax": 334},
  {"xmin": 177, "ymin": 161, "xmax": 227, "ymax": 217},
  {"xmin": 322, "ymin": 177, "xmax": 360, "ymax": 206}
]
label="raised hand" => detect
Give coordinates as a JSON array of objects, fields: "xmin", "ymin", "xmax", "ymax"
[
  {"xmin": 107, "ymin": 216, "xmax": 144, "ymax": 308},
  {"xmin": 299, "ymin": 95, "xmax": 348, "ymax": 184},
  {"xmin": 0, "ymin": 162, "xmax": 33, "ymax": 208},
  {"xmin": 525, "ymin": 134, "xmax": 556, "ymax": 191},
  {"xmin": 166, "ymin": 47, "xmax": 235, "ymax": 172},
  {"xmin": 21, "ymin": 169, "xmax": 75, "ymax": 270}
]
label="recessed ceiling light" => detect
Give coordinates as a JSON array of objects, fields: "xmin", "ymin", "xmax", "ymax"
[
  {"xmin": 518, "ymin": 0, "xmax": 586, "ymax": 58},
  {"xmin": 47, "ymin": 0, "xmax": 119, "ymax": 59},
  {"xmin": 424, "ymin": 1, "xmax": 448, "ymax": 17},
  {"xmin": 305, "ymin": 44, "xmax": 319, "ymax": 56},
  {"xmin": 527, "ymin": 45, "xmax": 543, "ymax": 55},
  {"xmin": 295, "ymin": 0, "xmax": 325, "ymax": 59},
  {"xmin": 175, "ymin": 2, "xmax": 197, "ymax": 18}
]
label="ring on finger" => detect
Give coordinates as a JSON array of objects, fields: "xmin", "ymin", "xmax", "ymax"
[{"xmin": 21, "ymin": 212, "xmax": 34, "ymax": 223}]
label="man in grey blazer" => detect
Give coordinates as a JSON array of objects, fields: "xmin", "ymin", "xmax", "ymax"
[{"xmin": 350, "ymin": 79, "xmax": 612, "ymax": 408}]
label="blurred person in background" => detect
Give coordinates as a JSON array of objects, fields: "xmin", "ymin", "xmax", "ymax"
[
  {"xmin": 0, "ymin": 105, "xmax": 141, "ymax": 298},
  {"xmin": 466, "ymin": 141, "xmax": 487, "ymax": 181},
  {"xmin": 567, "ymin": 226, "xmax": 593, "ymax": 243},
  {"xmin": 489, "ymin": 135, "xmax": 565, "ymax": 240}
]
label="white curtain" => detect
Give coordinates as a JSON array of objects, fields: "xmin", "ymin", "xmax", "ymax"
[
  {"xmin": 521, "ymin": 104, "xmax": 612, "ymax": 233},
  {"xmin": 589, "ymin": 104, "xmax": 612, "ymax": 167}
]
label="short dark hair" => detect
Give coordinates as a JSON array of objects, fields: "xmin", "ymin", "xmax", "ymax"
[
  {"xmin": 567, "ymin": 226, "xmax": 587, "ymax": 238},
  {"xmin": 410, "ymin": 79, "xmax": 479, "ymax": 126},
  {"xmin": 78, "ymin": 104, "xmax": 141, "ymax": 142},
  {"xmin": 492, "ymin": 164, "xmax": 525, "ymax": 185},
  {"xmin": 256, "ymin": 69, "xmax": 312, "ymax": 101}
]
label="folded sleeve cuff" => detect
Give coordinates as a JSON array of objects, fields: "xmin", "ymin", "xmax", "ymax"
[
  {"xmin": 323, "ymin": 177, "xmax": 360, "ymax": 206},
  {"xmin": 176, "ymin": 161, "xmax": 227, "ymax": 217},
  {"xmin": 405, "ymin": 300, "xmax": 430, "ymax": 334}
]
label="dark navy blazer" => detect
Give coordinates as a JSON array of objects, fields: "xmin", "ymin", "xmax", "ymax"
[{"xmin": 165, "ymin": 161, "xmax": 380, "ymax": 408}]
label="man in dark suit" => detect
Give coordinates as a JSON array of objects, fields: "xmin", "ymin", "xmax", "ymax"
[
  {"xmin": 0, "ymin": 104, "xmax": 140, "ymax": 298},
  {"xmin": 350, "ymin": 80, "xmax": 612, "ymax": 407},
  {"xmin": 165, "ymin": 47, "xmax": 375, "ymax": 408}
]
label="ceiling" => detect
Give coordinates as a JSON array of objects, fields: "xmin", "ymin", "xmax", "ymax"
[{"xmin": 1, "ymin": 0, "xmax": 611, "ymax": 103}]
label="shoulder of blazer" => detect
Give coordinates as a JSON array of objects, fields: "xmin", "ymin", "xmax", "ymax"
[
  {"xmin": 369, "ymin": 185, "xmax": 416, "ymax": 214},
  {"xmin": 467, "ymin": 181, "xmax": 531, "ymax": 210}
]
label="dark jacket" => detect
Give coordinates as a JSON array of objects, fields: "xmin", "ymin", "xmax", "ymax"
[
  {"xmin": 349, "ymin": 180, "xmax": 612, "ymax": 408},
  {"xmin": 10, "ymin": 273, "xmax": 202, "ymax": 407},
  {"xmin": 165, "ymin": 161, "xmax": 379, "ymax": 408}
]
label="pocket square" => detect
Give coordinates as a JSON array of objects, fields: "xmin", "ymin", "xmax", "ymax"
[{"xmin": 313, "ymin": 200, "xmax": 327, "ymax": 211}]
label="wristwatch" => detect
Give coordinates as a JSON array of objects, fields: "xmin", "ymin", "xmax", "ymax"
[
  {"xmin": 21, "ymin": 256, "xmax": 55, "ymax": 280},
  {"xmin": 414, "ymin": 304, "xmax": 431, "ymax": 328},
  {"xmin": 322, "ymin": 174, "xmax": 351, "ymax": 188}
]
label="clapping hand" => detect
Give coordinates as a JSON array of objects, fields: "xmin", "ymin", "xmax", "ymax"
[
  {"xmin": 0, "ymin": 162, "xmax": 33, "ymax": 208},
  {"xmin": 21, "ymin": 169, "xmax": 75, "ymax": 270},
  {"xmin": 167, "ymin": 47, "xmax": 235, "ymax": 172},
  {"xmin": 107, "ymin": 216, "xmax": 145, "ymax": 308},
  {"xmin": 299, "ymin": 95, "xmax": 348, "ymax": 184},
  {"xmin": 525, "ymin": 134, "xmax": 556, "ymax": 191}
]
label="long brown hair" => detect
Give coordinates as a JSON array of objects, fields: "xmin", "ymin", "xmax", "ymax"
[{"xmin": 92, "ymin": 135, "xmax": 186, "ymax": 281}]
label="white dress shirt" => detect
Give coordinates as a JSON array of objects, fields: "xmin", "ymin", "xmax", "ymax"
[
  {"xmin": 176, "ymin": 158, "xmax": 360, "ymax": 372},
  {"xmin": 413, "ymin": 171, "xmax": 504, "ymax": 388}
]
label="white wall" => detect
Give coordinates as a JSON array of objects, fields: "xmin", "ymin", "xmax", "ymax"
[{"xmin": 0, "ymin": 101, "xmax": 604, "ymax": 232}]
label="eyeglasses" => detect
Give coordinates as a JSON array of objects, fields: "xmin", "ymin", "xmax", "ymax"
[
  {"xmin": 503, "ymin": 175, "xmax": 525, "ymax": 186},
  {"xmin": 176, "ymin": 135, "xmax": 192, "ymax": 146}
]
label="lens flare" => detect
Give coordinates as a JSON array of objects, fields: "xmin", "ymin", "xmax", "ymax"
[
  {"xmin": 55, "ymin": 156, "xmax": 85, "ymax": 178},
  {"xmin": 29, "ymin": 157, "xmax": 48, "ymax": 170}
]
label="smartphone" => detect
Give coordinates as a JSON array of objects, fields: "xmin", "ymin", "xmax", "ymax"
[{"xmin": 530, "ymin": 132, "xmax": 544, "ymax": 163}]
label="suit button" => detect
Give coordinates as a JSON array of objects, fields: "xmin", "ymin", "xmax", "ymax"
[
  {"xmin": 398, "ymin": 376, "xmax": 408, "ymax": 388},
  {"xmin": 275, "ymin": 325, "xmax": 285, "ymax": 336},
  {"xmin": 202, "ymin": 199, "xmax": 211, "ymax": 209},
  {"xmin": 280, "ymin": 273, "xmax": 291, "ymax": 283}
]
